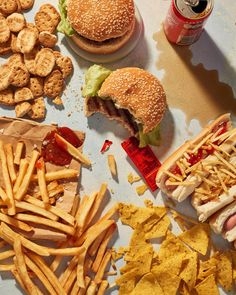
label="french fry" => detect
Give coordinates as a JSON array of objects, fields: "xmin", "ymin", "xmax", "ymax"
[
  {"xmin": 15, "ymin": 201, "xmax": 58, "ymax": 221},
  {"xmin": 36, "ymin": 157, "xmax": 49, "ymax": 204},
  {"xmin": 92, "ymin": 224, "xmax": 116, "ymax": 273},
  {"xmin": 76, "ymin": 206, "xmax": 117, "ymax": 246},
  {"xmin": 71, "ymin": 280, "xmax": 80, "ymax": 295},
  {"xmin": 54, "ymin": 133, "xmax": 91, "ymax": 166},
  {"xmin": 0, "ymin": 140, "xmax": 15, "ymax": 215},
  {"xmin": 0, "ymin": 212, "xmax": 32, "ymax": 232},
  {"xmin": 0, "ymin": 249, "xmax": 15, "ymax": 261},
  {"xmin": 48, "ymin": 246, "xmax": 85, "ymax": 256},
  {"xmin": 60, "ymin": 255, "xmax": 78, "ymax": 287},
  {"xmin": 11, "ymin": 267, "xmax": 29, "ymax": 294},
  {"xmin": 5, "ymin": 143, "xmax": 17, "ymax": 184},
  {"xmin": 27, "ymin": 252, "xmax": 66, "ymax": 295},
  {"xmin": 49, "ymin": 241, "xmax": 68, "ymax": 272},
  {"xmin": 77, "ymin": 276, "xmax": 91, "ymax": 295},
  {"xmin": 25, "ymin": 255, "xmax": 57, "ymax": 295},
  {"xmin": 77, "ymin": 220, "xmax": 115, "ymax": 288},
  {"xmin": 85, "ymin": 183, "xmax": 108, "ymax": 227},
  {"xmin": 13, "ymin": 158, "xmax": 28, "ymax": 194},
  {"xmin": 25, "ymin": 195, "xmax": 75, "ymax": 225},
  {"xmin": 0, "ymin": 223, "xmax": 50, "ymax": 256},
  {"xmin": 31, "ymin": 169, "xmax": 78, "ymax": 182},
  {"xmin": 71, "ymin": 194, "xmax": 80, "ymax": 217},
  {"xmin": 75, "ymin": 195, "xmax": 89, "ymax": 221},
  {"xmin": 88, "ymin": 230, "xmax": 107, "ymax": 257},
  {"xmin": 86, "ymin": 281, "xmax": 97, "ymax": 295},
  {"xmin": 0, "ymin": 264, "xmax": 15, "ymax": 271},
  {"xmin": 94, "ymin": 250, "xmax": 112, "ymax": 284},
  {"xmin": 14, "ymin": 239, "xmax": 39, "ymax": 295},
  {"xmin": 107, "ymin": 154, "xmax": 117, "ymax": 177},
  {"xmin": 64, "ymin": 266, "xmax": 77, "ymax": 294},
  {"xmin": 14, "ymin": 142, "xmax": 24, "ymax": 165},
  {"xmin": 15, "ymin": 149, "xmax": 40, "ymax": 201},
  {"xmin": 48, "ymin": 185, "xmax": 64, "ymax": 198},
  {"xmin": 0, "ymin": 240, "xmax": 6, "ymax": 248},
  {"xmin": 15, "ymin": 213, "xmax": 75, "ymax": 235},
  {"xmin": 76, "ymin": 193, "xmax": 97, "ymax": 232},
  {"xmin": 97, "ymin": 280, "xmax": 109, "ymax": 295},
  {"xmin": 0, "ymin": 187, "xmax": 9, "ymax": 203}
]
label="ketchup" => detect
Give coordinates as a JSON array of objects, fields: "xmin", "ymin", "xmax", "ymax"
[{"xmin": 41, "ymin": 127, "xmax": 83, "ymax": 166}]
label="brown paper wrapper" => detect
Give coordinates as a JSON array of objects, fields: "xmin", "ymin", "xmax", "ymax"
[{"xmin": 0, "ymin": 117, "xmax": 85, "ymax": 241}]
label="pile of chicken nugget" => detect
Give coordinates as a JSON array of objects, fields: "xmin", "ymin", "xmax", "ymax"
[{"xmin": 0, "ymin": 1, "xmax": 73, "ymax": 119}]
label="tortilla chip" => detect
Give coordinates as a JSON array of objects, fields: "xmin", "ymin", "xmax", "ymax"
[
  {"xmin": 116, "ymin": 271, "xmax": 136, "ymax": 295},
  {"xmin": 145, "ymin": 215, "xmax": 171, "ymax": 240},
  {"xmin": 118, "ymin": 203, "xmax": 154, "ymax": 229},
  {"xmin": 159, "ymin": 233, "xmax": 191, "ymax": 261},
  {"xmin": 216, "ymin": 252, "xmax": 232, "ymax": 291},
  {"xmin": 179, "ymin": 282, "xmax": 191, "ymax": 295},
  {"xmin": 179, "ymin": 252, "xmax": 198, "ymax": 290},
  {"xmin": 195, "ymin": 274, "xmax": 219, "ymax": 295},
  {"xmin": 152, "ymin": 254, "xmax": 184, "ymax": 277},
  {"xmin": 120, "ymin": 247, "xmax": 153, "ymax": 277},
  {"xmin": 198, "ymin": 257, "xmax": 217, "ymax": 282},
  {"xmin": 131, "ymin": 273, "xmax": 164, "ymax": 295},
  {"xmin": 154, "ymin": 271, "xmax": 181, "ymax": 295},
  {"xmin": 179, "ymin": 223, "xmax": 210, "ymax": 255}
]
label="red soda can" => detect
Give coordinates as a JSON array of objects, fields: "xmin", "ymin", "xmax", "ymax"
[{"xmin": 163, "ymin": 0, "xmax": 214, "ymax": 45}]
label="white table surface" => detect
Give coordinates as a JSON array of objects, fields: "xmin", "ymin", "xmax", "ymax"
[{"xmin": 0, "ymin": 0, "xmax": 236, "ymax": 294}]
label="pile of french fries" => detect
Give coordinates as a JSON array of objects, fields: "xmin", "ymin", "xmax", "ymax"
[{"xmin": 0, "ymin": 139, "xmax": 118, "ymax": 294}]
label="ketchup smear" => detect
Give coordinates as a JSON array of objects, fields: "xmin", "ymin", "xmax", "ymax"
[{"xmin": 41, "ymin": 127, "xmax": 83, "ymax": 166}]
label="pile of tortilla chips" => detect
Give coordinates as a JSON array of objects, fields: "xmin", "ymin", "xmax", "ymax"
[{"xmin": 115, "ymin": 202, "xmax": 236, "ymax": 295}]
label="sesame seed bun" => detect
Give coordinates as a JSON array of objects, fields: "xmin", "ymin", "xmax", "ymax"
[
  {"xmin": 98, "ymin": 68, "xmax": 167, "ymax": 133},
  {"xmin": 70, "ymin": 19, "xmax": 135, "ymax": 55},
  {"xmin": 67, "ymin": 0, "xmax": 135, "ymax": 42}
]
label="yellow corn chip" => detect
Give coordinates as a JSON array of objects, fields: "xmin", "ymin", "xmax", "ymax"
[
  {"xmin": 216, "ymin": 251, "xmax": 232, "ymax": 291},
  {"xmin": 118, "ymin": 203, "xmax": 154, "ymax": 229},
  {"xmin": 179, "ymin": 223, "xmax": 210, "ymax": 255},
  {"xmin": 179, "ymin": 282, "xmax": 191, "ymax": 295},
  {"xmin": 145, "ymin": 215, "xmax": 171, "ymax": 239},
  {"xmin": 154, "ymin": 271, "xmax": 181, "ymax": 295},
  {"xmin": 179, "ymin": 252, "xmax": 198, "ymax": 290},
  {"xmin": 120, "ymin": 248, "xmax": 153, "ymax": 277},
  {"xmin": 131, "ymin": 273, "xmax": 164, "ymax": 295},
  {"xmin": 159, "ymin": 233, "xmax": 191, "ymax": 261},
  {"xmin": 152, "ymin": 254, "xmax": 184, "ymax": 277},
  {"xmin": 195, "ymin": 274, "xmax": 219, "ymax": 295},
  {"xmin": 198, "ymin": 257, "xmax": 217, "ymax": 282},
  {"xmin": 116, "ymin": 270, "xmax": 136, "ymax": 295}
]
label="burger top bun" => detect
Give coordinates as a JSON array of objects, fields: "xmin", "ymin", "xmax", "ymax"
[
  {"xmin": 98, "ymin": 67, "xmax": 167, "ymax": 133},
  {"xmin": 67, "ymin": 0, "xmax": 135, "ymax": 42}
]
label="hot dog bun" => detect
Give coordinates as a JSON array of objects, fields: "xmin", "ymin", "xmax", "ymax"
[{"xmin": 156, "ymin": 113, "xmax": 231, "ymax": 201}]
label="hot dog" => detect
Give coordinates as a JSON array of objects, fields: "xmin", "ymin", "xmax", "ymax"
[{"xmin": 156, "ymin": 113, "xmax": 233, "ymax": 202}]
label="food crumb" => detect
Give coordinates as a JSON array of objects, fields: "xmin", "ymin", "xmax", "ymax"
[
  {"xmin": 127, "ymin": 172, "xmax": 141, "ymax": 184},
  {"xmin": 136, "ymin": 183, "xmax": 148, "ymax": 196}
]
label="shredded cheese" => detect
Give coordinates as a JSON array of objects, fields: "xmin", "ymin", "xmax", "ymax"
[
  {"xmin": 213, "ymin": 167, "xmax": 228, "ymax": 194},
  {"xmin": 214, "ymin": 152, "xmax": 236, "ymax": 174},
  {"xmin": 165, "ymin": 180, "xmax": 195, "ymax": 186},
  {"xmin": 164, "ymin": 171, "xmax": 183, "ymax": 182},
  {"xmin": 191, "ymin": 133, "xmax": 214, "ymax": 154}
]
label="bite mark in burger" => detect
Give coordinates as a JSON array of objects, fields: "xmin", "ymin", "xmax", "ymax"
[
  {"xmin": 82, "ymin": 65, "xmax": 167, "ymax": 147},
  {"xmin": 58, "ymin": 0, "xmax": 136, "ymax": 54}
]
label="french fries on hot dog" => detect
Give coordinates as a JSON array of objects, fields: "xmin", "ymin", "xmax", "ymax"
[{"xmin": 156, "ymin": 113, "xmax": 234, "ymax": 202}]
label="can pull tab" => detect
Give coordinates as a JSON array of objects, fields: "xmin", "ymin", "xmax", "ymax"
[{"xmin": 184, "ymin": 0, "xmax": 200, "ymax": 7}]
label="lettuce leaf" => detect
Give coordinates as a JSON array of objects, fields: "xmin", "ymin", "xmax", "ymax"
[
  {"xmin": 138, "ymin": 125, "xmax": 161, "ymax": 148},
  {"xmin": 57, "ymin": 0, "xmax": 75, "ymax": 36},
  {"xmin": 82, "ymin": 65, "xmax": 112, "ymax": 97}
]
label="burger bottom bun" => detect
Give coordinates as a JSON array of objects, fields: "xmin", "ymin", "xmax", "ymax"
[
  {"xmin": 65, "ymin": 4, "xmax": 143, "ymax": 63},
  {"xmin": 70, "ymin": 19, "xmax": 135, "ymax": 55}
]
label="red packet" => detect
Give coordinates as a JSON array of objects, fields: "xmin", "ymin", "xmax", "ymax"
[{"xmin": 121, "ymin": 137, "xmax": 161, "ymax": 192}]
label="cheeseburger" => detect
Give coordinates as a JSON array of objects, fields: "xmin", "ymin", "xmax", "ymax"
[
  {"xmin": 58, "ymin": 0, "xmax": 136, "ymax": 54},
  {"xmin": 82, "ymin": 65, "xmax": 167, "ymax": 147}
]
